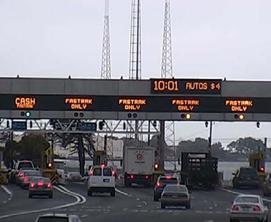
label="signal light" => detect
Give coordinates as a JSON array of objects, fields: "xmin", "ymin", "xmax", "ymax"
[
  {"xmin": 154, "ymin": 163, "xmax": 159, "ymax": 170},
  {"xmin": 21, "ymin": 111, "xmax": 32, "ymax": 117},
  {"xmin": 181, "ymin": 113, "xmax": 191, "ymax": 120},
  {"xmin": 47, "ymin": 162, "xmax": 52, "ymax": 168},
  {"xmin": 234, "ymin": 114, "xmax": 245, "ymax": 120}
]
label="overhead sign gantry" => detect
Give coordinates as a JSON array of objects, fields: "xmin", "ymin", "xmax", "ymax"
[{"xmin": 0, "ymin": 77, "xmax": 270, "ymax": 121}]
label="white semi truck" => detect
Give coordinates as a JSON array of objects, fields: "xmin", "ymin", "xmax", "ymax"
[{"xmin": 123, "ymin": 146, "xmax": 158, "ymax": 187}]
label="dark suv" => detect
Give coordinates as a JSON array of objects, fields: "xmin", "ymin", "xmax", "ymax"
[
  {"xmin": 232, "ymin": 167, "xmax": 260, "ymax": 189},
  {"xmin": 153, "ymin": 175, "xmax": 179, "ymax": 201}
]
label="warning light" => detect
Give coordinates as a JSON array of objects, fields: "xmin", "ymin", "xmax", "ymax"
[
  {"xmin": 154, "ymin": 163, "xmax": 159, "ymax": 170},
  {"xmin": 47, "ymin": 162, "xmax": 52, "ymax": 168},
  {"xmin": 181, "ymin": 113, "xmax": 191, "ymax": 120},
  {"xmin": 234, "ymin": 114, "xmax": 245, "ymax": 120}
]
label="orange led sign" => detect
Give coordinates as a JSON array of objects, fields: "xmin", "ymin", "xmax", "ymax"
[
  {"xmin": 15, "ymin": 97, "xmax": 36, "ymax": 109},
  {"xmin": 172, "ymin": 99, "xmax": 200, "ymax": 111},
  {"xmin": 119, "ymin": 98, "xmax": 146, "ymax": 111},
  {"xmin": 225, "ymin": 99, "xmax": 253, "ymax": 112},
  {"xmin": 65, "ymin": 98, "xmax": 93, "ymax": 110}
]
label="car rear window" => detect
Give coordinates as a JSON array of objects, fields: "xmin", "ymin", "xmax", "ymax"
[
  {"xmin": 18, "ymin": 162, "xmax": 33, "ymax": 169},
  {"xmin": 25, "ymin": 171, "xmax": 42, "ymax": 176},
  {"xmin": 164, "ymin": 185, "xmax": 188, "ymax": 193},
  {"xmin": 159, "ymin": 178, "xmax": 178, "ymax": 184},
  {"xmin": 37, "ymin": 217, "xmax": 68, "ymax": 222},
  {"xmin": 93, "ymin": 168, "xmax": 102, "ymax": 176},
  {"xmin": 235, "ymin": 196, "xmax": 259, "ymax": 203},
  {"xmin": 240, "ymin": 168, "xmax": 257, "ymax": 177},
  {"xmin": 103, "ymin": 168, "xmax": 112, "ymax": 176}
]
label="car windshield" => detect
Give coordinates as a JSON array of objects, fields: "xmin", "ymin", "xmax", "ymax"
[
  {"xmin": 31, "ymin": 177, "xmax": 50, "ymax": 183},
  {"xmin": 235, "ymin": 196, "xmax": 259, "ymax": 203},
  {"xmin": 37, "ymin": 217, "xmax": 68, "ymax": 222},
  {"xmin": 239, "ymin": 168, "xmax": 257, "ymax": 177}
]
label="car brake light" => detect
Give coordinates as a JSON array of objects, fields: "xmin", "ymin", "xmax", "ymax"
[
  {"xmin": 156, "ymin": 182, "xmax": 162, "ymax": 187},
  {"xmin": 231, "ymin": 205, "xmax": 240, "ymax": 211},
  {"xmin": 130, "ymin": 175, "xmax": 134, "ymax": 179},
  {"xmin": 89, "ymin": 170, "xmax": 93, "ymax": 176},
  {"xmin": 253, "ymin": 205, "xmax": 261, "ymax": 212},
  {"xmin": 30, "ymin": 182, "xmax": 35, "ymax": 188},
  {"xmin": 101, "ymin": 164, "xmax": 105, "ymax": 168},
  {"xmin": 165, "ymin": 176, "xmax": 172, "ymax": 179},
  {"xmin": 47, "ymin": 183, "xmax": 52, "ymax": 189},
  {"xmin": 18, "ymin": 172, "xmax": 24, "ymax": 177},
  {"xmin": 145, "ymin": 175, "xmax": 149, "ymax": 179},
  {"xmin": 38, "ymin": 181, "xmax": 44, "ymax": 186},
  {"xmin": 112, "ymin": 171, "xmax": 116, "ymax": 176}
]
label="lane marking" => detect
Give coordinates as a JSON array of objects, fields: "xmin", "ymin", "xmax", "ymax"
[
  {"xmin": 115, "ymin": 188, "xmax": 130, "ymax": 196},
  {"xmin": 0, "ymin": 185, "xmax": 85, "ymax": 219},
  {"xmin": 1, "ymin": 185, "xmax": 12, "ymax": 197}
]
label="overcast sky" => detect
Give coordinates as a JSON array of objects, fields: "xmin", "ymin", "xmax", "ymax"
[{"xmin": 0, "ymin": 0, "xmax": 271, "ymax": 145}]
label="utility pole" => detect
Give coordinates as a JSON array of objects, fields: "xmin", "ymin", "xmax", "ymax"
[
  {"xmin": 208, "ymin": 121, "xmax": 213, "ymax": 153},
  {"xmin": 160, "ymin": 0, "xmax": 174, "ymax": 171}
]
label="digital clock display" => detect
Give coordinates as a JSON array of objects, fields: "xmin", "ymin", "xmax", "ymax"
[{"xmin": 151, "ymin": 79, "xmax": 222, "ymax": 94}]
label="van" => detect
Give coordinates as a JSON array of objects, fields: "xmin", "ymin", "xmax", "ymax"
[{"xmin": 87, "ymin": 165, "xmax": 115, "ymax": 197}]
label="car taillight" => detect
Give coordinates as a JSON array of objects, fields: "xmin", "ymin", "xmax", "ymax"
[
  {"xmin": 24, "ymin": 176, "xmax": 29, "ymax": 182},
  {"xmin": 89, "ymin": 170, "xmax": 93, "ymax": 176},
  {"xmin": 18, "ymin": 172, "xmax": 24, "ymax": 177},
  {"xmin": 130, "ymin": 175, "xmax": 134, "ymax": 179},
  {"xmin": 231, "ymin": 205, "xmax": 240, "ymax": 211},
  {"xmin": 165, "ymin": 176, "xmax": 172, "ymax": 179},
  {"xmin": 47, "ymin": 183, "xmax": 52, "ymax": 189},
  {"xmin": 145, "ymin": 175, "xmax": 149, "ymax": 179},
  {"xmin": 156, "ymin": 182, "xmax": 162, "ymax": 188},
  {"xmin": 112, "ymin": 171, "xmax": 116, "ymax": 176},
  {"xmin": 30, "ymin": 182, "xmax": 35, "ymax": 188},
  {"xmin": 253, "ymin": 205, "xmax": 261, "ymax": 212},
  {"xmin": 38, "ymin": 181, "xmax": 44, "ymax": 186}
]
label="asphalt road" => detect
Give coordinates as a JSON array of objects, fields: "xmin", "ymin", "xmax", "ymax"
[{"xmin": 1, "ymin": 181, "xmax": 271, "ymax": 222}]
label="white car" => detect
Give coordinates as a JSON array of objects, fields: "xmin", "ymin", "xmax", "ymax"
[
  {"xmin": 87, "ymin": 165, "xmax": 115, "ymax": 197},
  {"xmin": 230, "ymin": 194, "xmax": 269, "ymax": 222},
  {"xmin": 35, "ymin": 213, "xmax": 81, "ymax": 222}
]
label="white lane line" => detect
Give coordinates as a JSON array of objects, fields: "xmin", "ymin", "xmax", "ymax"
[
  {"xmin": 58, "ymin": 185, "xmax": 86, "ymax": 203},
  {"xmin": 1, "ymin": 185, "xmax": 12, "ymax": 197},
  {"xmin": 0, "ymin": 185, "xmax": 85, "ymax": 219},
  {"xmin": 220, "ymin": 188, "xmax": 271, "ymax": 203},
  {"xmin": 115, "ymin": 188, "xmax": 130, "ymax": 196}
]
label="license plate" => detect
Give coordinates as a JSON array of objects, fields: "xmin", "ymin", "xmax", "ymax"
[{"xmin": 103, "ymin": 179, "xmax": 110, "ymax": 183}]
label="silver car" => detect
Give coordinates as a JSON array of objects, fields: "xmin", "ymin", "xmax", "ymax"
[
  {"xmin": 230, "ymin": 194, "xmax": 269, "ymax": 222},
  {"xmin": 35, "ymin": 213, "xmax": 81, "ymax": 222},
  {"xmin": 160, "ymin": 184, "xmax": 191, "ymax": 209}
]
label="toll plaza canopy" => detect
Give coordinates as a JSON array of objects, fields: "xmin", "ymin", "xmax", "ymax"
[{"xmin": 0, "ymin": 77, "xmax": 271, "ymax": 121}]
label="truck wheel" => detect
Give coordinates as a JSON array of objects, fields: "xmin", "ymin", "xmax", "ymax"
[
  {"xmin": 110, "ymin": 189, "xmax": 115, "ymax": 197},
  {"xmin": 153, "ymin": 195, "xmax": 158, "ymax": 201},
  {"xmin": 161, "ymin": 203, "xmax": 165, "ymax": 209}
]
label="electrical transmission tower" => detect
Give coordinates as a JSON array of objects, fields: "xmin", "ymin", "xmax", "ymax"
[
  {"xmin": 161, "ymin": 0, "xmax": 176, "ymax": 169},
  {"xmin": 101, "ymin": 0, "xmax": 111, "ymax": 79},
  {"xmin": 129, "ymin": 0, "xmax": 141, "ymax": 80},
  {"xmin": 100, "ymin": 0, "xmax": 113, "ymax": 159}
]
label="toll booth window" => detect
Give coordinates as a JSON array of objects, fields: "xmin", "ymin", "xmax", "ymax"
[
  {"xmin": 37, "ymin": 217, "xmax": 68, "ymax": 222},
  {"xmin": 103, "ymin": 167, "xmax": 112, "ymax": 176},
  {"xmin": 93, "ymin": 168, "xmax": 102, "ymax": 176}
]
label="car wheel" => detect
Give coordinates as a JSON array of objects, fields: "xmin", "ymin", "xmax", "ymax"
[
  {"xmin": 161, "ymin": 203, "xmax": 165, "ymax": 209},
  {"xmin": 111, "ymin": 190, "xmax": 115, "ymax": 197},
  {"xmin": 49, "ymin": 193, "xmax": 53, "ymax": 199},
  {"xmin": 88, "ymin": 189, "xmax": 92, "ymax": 196},
  {"xmin": 229, "ymin": 219, "xmax": 235, "ymax": 222},
  {"xmin": 265, "ymin": 215, "xmax": 268, "ymax": 222},
  {"xmin": 153, "ymin": 195, "xmax": 158, "ymax": 201},
  {"xmin": 185, "ymin": 203, "xmax": 191, "ymax": 209},
  {"xmin": 28, "ymin": 194, "xmax": 32, "ymax": 198}
]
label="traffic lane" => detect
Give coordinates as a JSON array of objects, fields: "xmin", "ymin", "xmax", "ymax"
[
  {"xmin": 64, "ymin": 181, "xmax": 145, "ymax": 211},
  {"xmin": 0, "ymin": 184, "xmax": 75, "ymax": 216}
]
